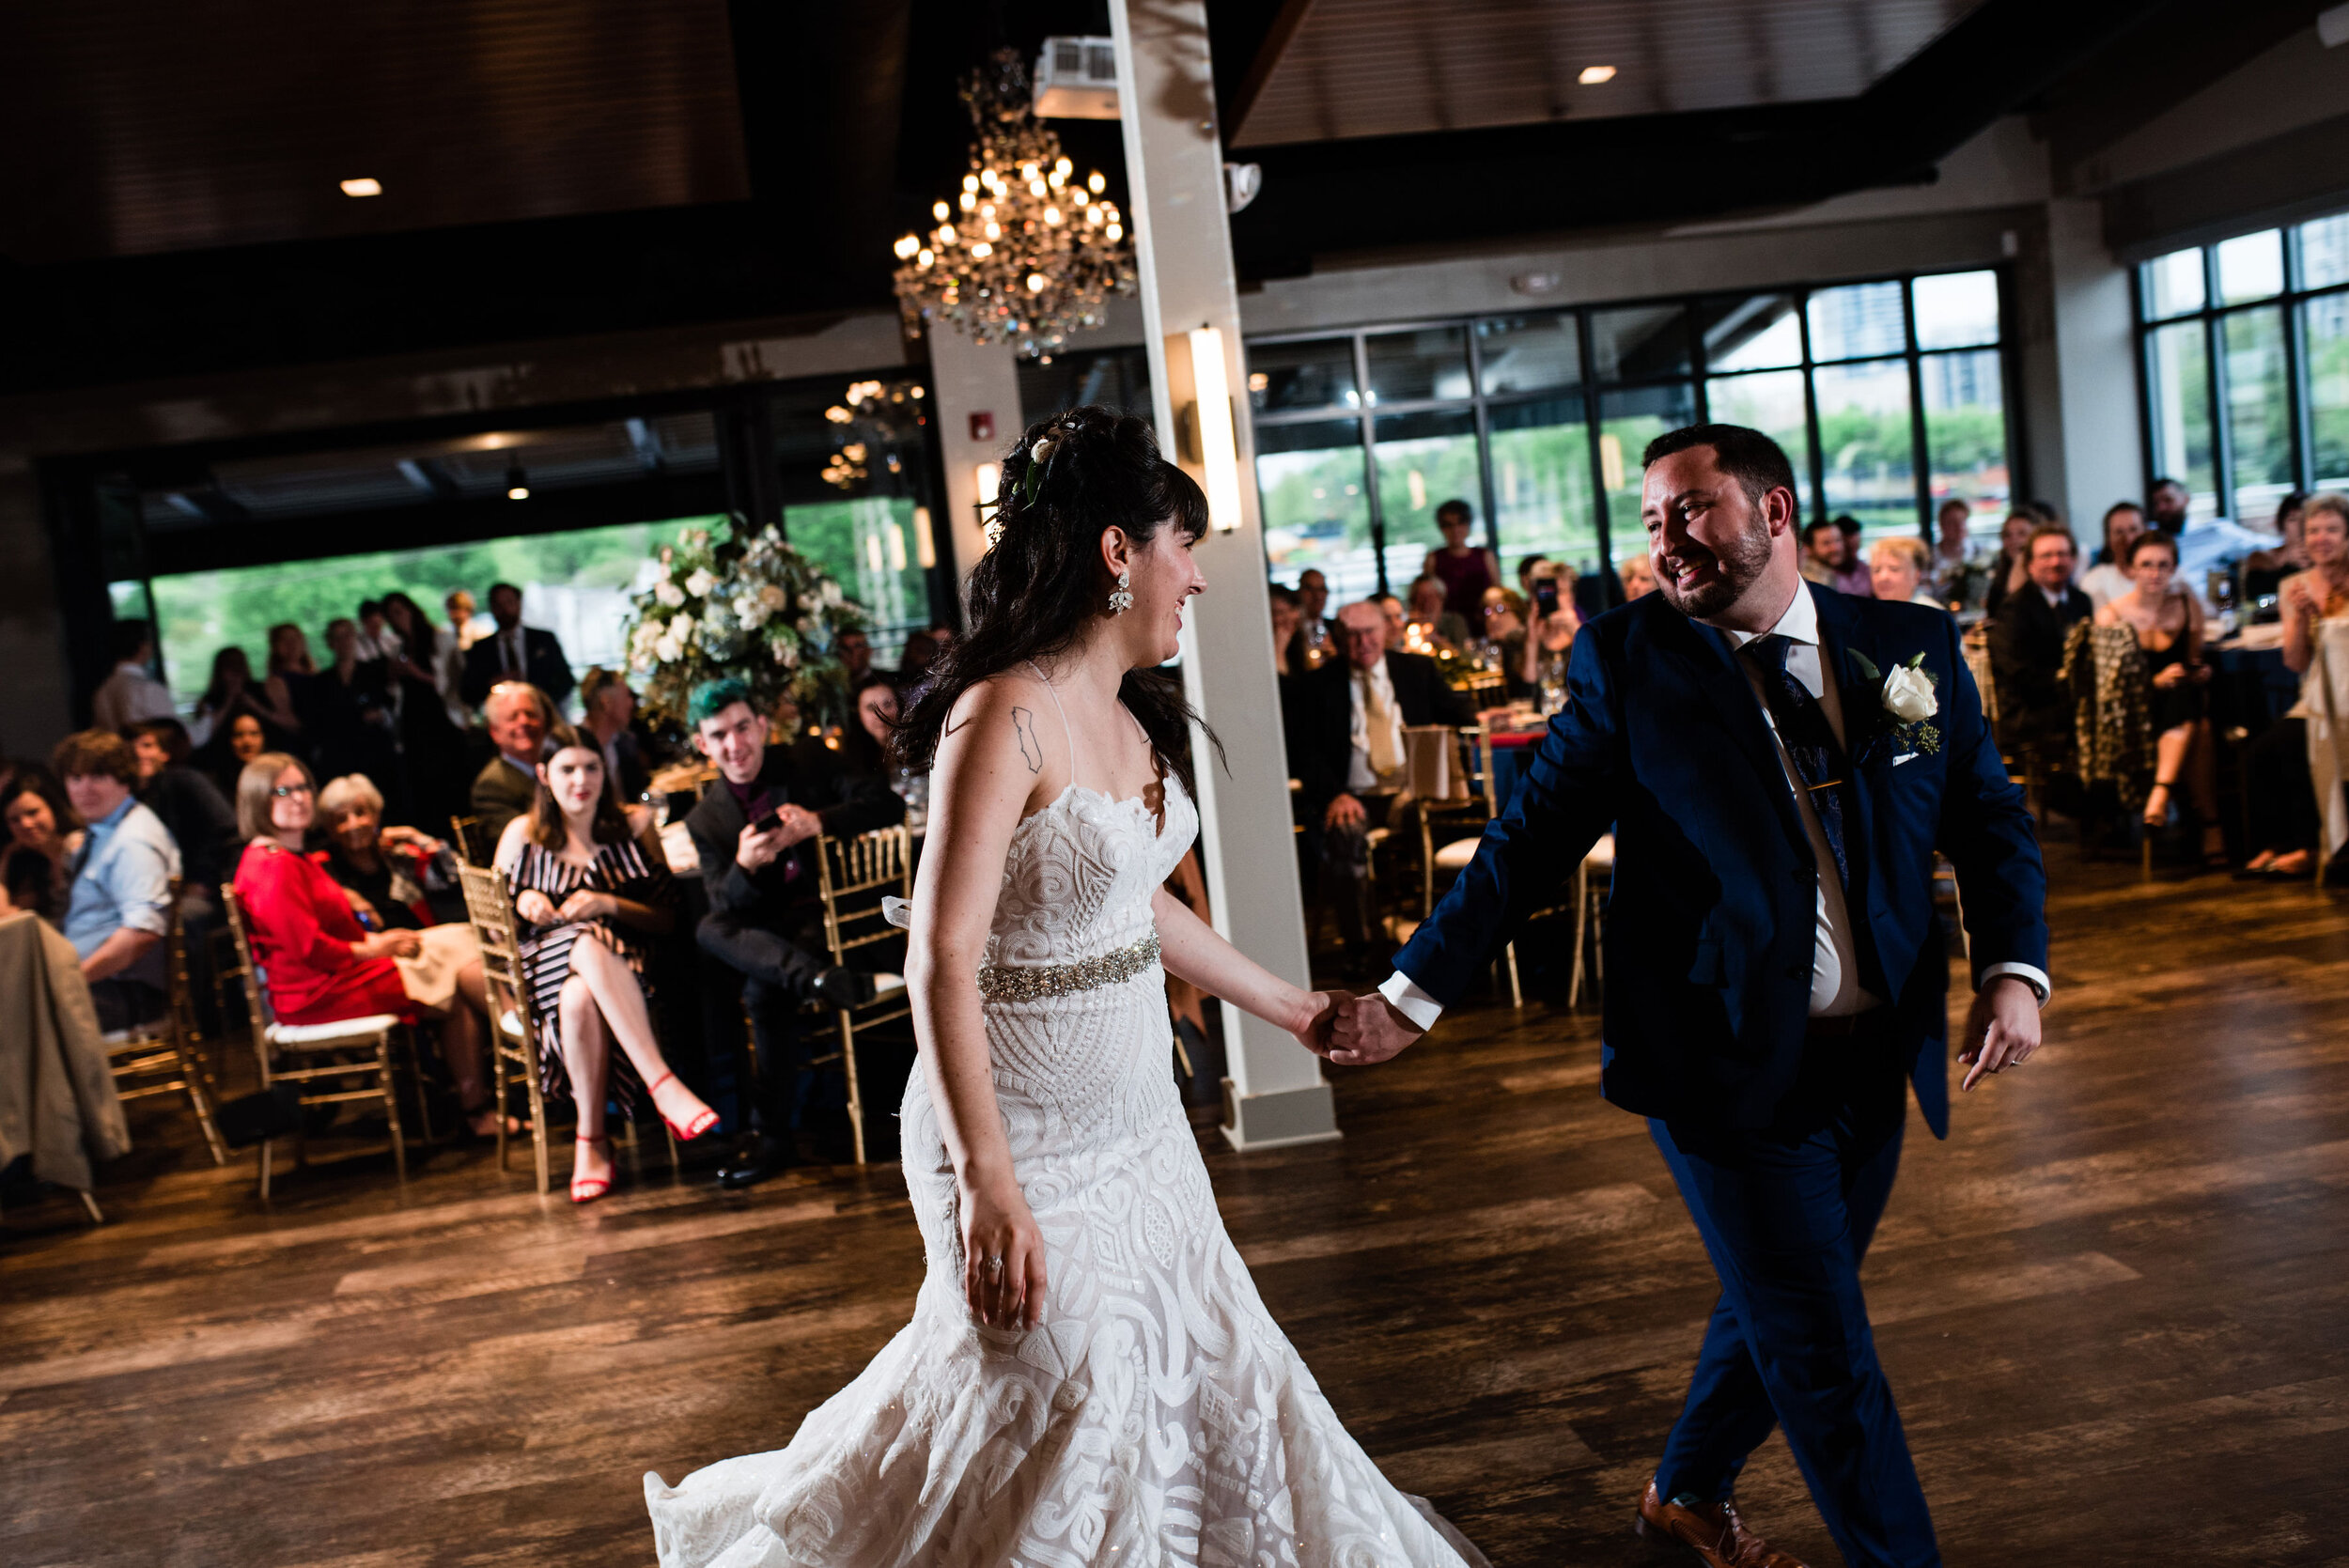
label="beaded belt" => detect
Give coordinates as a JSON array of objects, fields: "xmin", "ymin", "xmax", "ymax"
[{"xmin": 976, "ymin": 932, "xmax": 1162, "ymax": 1002}]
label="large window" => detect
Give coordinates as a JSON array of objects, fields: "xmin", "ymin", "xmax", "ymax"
[
  {"xmin": 2136, "ymin": 214, "xmax": 2349, "ymax": 528},
  {"xmin": 1251, "ymin": 268, "xmax": 2015, "ymax": 598}
]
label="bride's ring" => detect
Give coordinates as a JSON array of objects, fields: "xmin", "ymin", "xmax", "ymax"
[{"xmin": 985, "ymin": 1254, "xmax": 1004, "ymax": 1276}]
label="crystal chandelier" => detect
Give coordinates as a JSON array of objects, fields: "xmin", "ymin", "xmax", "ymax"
[{"xmin": 893, "ymin": 49, "xmax": 1134, "ymax": 362}]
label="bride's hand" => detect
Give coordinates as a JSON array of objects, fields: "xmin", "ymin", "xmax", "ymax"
[
  {"xmin": 1290, "ymin": 989, "xmax": 1343, "ymax": 1057},
  {"xmin": 961, "ymin": 1179, "xmax": 1046, "ymax": 1331}
]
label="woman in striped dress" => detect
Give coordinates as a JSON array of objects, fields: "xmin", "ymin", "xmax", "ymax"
[{"xmin": 494, "ymin": 726, "xmax": 716, "ymax": 1202}]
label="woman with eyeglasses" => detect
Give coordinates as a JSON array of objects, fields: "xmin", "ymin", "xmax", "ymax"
[{"xmin": 229, "ymin": 754, "xmax": 495, "ymax": 1088}]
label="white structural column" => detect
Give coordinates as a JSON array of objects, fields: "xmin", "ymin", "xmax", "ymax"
[
  {"xmin": 1110, "ymin": 0, "xmax": 1335, "ymax": 1149},
  {"xmin": 925, "ymin": 327, "xmax": 1027, "ymax": 589},
  {"xmin": 2044, "ymin": 197, "xmax": 2145, "ymax": 529}
]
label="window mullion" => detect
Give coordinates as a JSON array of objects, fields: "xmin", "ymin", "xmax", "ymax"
[
  {"xmin": 1797, "ymin": 291, "xmax": 1827, "ymax": 527},
  {"xmin": 1355, "ymin": 334, "xmax": 1386, "ymax": 598},
  {"xmin": 1903, "ymin": 279, "xmax": 1932, "ymax": 535}
]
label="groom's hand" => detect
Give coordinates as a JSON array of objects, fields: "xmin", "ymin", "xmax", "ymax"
[
  {"xmin": 1325, "ymin": 992, "xmax": 1424, "ymax": 1065},
  {"xmin": 1958, "ymin": 974, "xmax": 2042, "ymax": 1092}
]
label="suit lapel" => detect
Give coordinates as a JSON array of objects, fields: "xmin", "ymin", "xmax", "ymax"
[{"xmin": 1812, "ymin": 589, "xmax": 1895, "ymax": 984}]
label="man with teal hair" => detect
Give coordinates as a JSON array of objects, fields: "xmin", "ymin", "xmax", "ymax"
[{"xmin": 683, "ymin": 675, "xmax": 904, "ymax": 1186}]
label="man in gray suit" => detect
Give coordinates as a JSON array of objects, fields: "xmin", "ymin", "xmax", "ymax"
[{"xmin": 468, "ymin": 682, "xmax": 552, "ymax": 847}]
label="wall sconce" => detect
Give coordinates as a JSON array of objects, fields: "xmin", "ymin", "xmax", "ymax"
[
  {"xmin": 972, "ymin": 461, "xmax": 1001, "ymax": 511},
  {"xmin": 1181, "ymin": 324, "xmax": 1243, "ymax": 533}
]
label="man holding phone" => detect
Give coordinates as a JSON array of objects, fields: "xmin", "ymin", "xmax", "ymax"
[{"xmin": 684, "ymin": 677, "xmax": 905, "ymax": 1187}]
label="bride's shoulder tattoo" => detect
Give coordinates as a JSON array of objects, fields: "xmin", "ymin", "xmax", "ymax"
[{"xmin": 1012, "ymin": 706, "xmax": 1044, "ymax": 773}]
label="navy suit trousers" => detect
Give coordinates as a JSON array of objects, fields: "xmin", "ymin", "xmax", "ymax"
[{"xmin": 1649, "ymin": 1047, "xmax": 1938, "ymax": 1568}]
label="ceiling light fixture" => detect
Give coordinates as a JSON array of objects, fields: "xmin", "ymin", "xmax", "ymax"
[
  {"xmin": 893, "ymin": 48, "xmax": 1133, "ymax": 360},
  {"xmin": 505, "ymin": 462, "xmax": 529, "ymax": 501},
  {"xmin": 1578, "ymin": 65, "xmax": 1617, "ymax": 85},
  {"xmin": 339, "ymin": 177, "xmax": 383, "ymax": 197}
]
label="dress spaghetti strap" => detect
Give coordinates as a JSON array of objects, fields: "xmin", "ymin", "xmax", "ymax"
[{"xmin": 1026, "ymin": 660, "xmax": 1084, "ymax": 791}]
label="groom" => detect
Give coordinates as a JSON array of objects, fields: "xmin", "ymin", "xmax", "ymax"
[{"xmin": 1327, "ymin": 425, "xmax": 2047, "ymax": 1568}]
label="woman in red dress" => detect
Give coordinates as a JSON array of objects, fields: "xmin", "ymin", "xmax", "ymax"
[{"xmin": 230, "ymin": 752, "xmax": 505, "ymax": 1136}]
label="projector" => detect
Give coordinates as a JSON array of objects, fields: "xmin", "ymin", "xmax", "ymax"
[{"xmin": 1034, "ymin": 37, "xmax": 1120, "ymax": 119}]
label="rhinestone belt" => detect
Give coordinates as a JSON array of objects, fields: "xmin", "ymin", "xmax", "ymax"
[{"xmin": 976, "ymin": 931, "xmax": 1162, "ymax": 1002}]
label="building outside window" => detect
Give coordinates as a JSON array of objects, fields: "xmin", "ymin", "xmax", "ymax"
[
  {"xmin": 2137, "ymin": 213, "xmax": 2349, "ymax": 531},
  {"xmin": 1250, "ymin": 268, "xmax": 2015, "ymax": 603}
]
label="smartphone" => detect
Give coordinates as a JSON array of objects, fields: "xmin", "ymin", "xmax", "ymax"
[
  {"xmin": 1533, "ymin": 578, "xmax": 1560, "ymax": 618},
  {"xmin": 750, "ymin": 806, "xmax": 784, "ymax": 834}
]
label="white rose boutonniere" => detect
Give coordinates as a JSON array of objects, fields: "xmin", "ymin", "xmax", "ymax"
[{"xmin": 1881, "ymin": 662, "xmax": 1937, "ymax": 722}]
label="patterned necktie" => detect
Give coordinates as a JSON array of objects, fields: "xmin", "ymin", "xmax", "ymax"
[{"xmin": 1741, "ymin": 632, "xmax": 1852, "ymax": 892}]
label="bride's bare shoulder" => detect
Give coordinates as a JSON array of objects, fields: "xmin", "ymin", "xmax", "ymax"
[{"xmin": 938, "ymin": 670, "xmax": 1065, "ymax": 791}]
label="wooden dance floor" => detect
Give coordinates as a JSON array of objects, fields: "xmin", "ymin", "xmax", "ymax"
[{"xmin": 7, "ymin": 843, "xmax": 2349, "ymax": 1566}]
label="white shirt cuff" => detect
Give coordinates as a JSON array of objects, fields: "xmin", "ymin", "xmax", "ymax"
[
  {"xmin": 1377, "ymin": 970, "xmax": 1445, "ymax": 1032},
  {"xmin": 1980, "ymin": 961, "xmax": 2050, "ymax": 1006}
]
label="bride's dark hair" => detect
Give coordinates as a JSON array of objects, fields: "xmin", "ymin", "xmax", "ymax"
[{"xmin": 896, "ymin": 406, "xmax": 1219, "ymax": 798}]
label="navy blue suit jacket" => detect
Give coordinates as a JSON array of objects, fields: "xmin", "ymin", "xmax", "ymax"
[{"xmin": 1392, "ymin": 584, "xmax": 2047, "ymax": 1138}]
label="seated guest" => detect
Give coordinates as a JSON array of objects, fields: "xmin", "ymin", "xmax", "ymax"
[
  {"xmin": 2, "ymin": 769, "xmax": 82, "ymax": 924},
  {"xmin": 1981, "ymin": 509, "xmax": 2039, "ymax": 618},
  {"xmin": 2077, "ymin": 501, "xmax": 2149, "ymax": 610},
  {"xmin": 836, "ymin": 675, "xmax": 902, "ymax": 786},
  {"xmin": 1833, "ymin": 514, "xmax": 1874, "ymax": 595},
  {"xmin": 127, "ymin": 719, "xmax": 239, "ymax": 900},
  {"xmin": 497, "ymin": 726, "xmax": 710, "ymax": 1202},
  {"xmin": 264, "ymin": 622, "xmax": 318, "ymax": 740},
  {"xmin": 1868, "ymin": 536, "xmax": 1947, "ymax": 609},
  {"xmin": 313, "ymin": 617, "xmax": 402, "ymax": 796},
  {"xmin": 835, "ymin": 628, "xmax": 876, "ymax": 685},
  {"xmin": 1932, "ymin": 497, "xmax": 1974, "ymax": 589},
  {"xmin": 1296, "ymin": 567, "xmax": 1334, "ymax": 645},
  {"xmin": 2099, "ymin": 532, "xmax": 2219, "ymax": 862},
  {"xmin": 1987, "ymin": 525, "xmax": 2093, "ymax": 757},
  {"xmin": 1517, "ymin": 591, "xmax": 1579, "ymax": 700},
  {"xmin": 685, "ymin": 677, "xmax": 903, "ymax": 1188},
  {"xmin": 1405, "ymin": 574, "xmax": 1471, "ymax": 649},
  {"xmin": 1291, "ymin": 601, "xmax": 1474, "ymax": 973},
  {"xmin": 1798, "ymin": 520, "xmax": 1842, "ymax": 586},
  {"xmin": 54, "ymin": 731, "xmax": 179, "ymax": 1032},
  {"xmin": 469, "ymin": 681, "xmax": 553, "ymax": 847},
  {"xmin": 1268, "ymin": 583, "xmax": 1305, "ymax": 675},
  {"xmin": 1618, "ymin": 554, "xmax": 1657, "ymax": 602},
  {"xmin": 234, "ymin": 753, "xmax": 506, "ymax": 1138},
  {"xmin": 1377, "ymin": 593, "xmax": 1408, "ymax": 648},
  {"xmin": 578, "ymin": 667, "xmax": 650, "ymax": 804},
  {"xmin": 90, "ymin": 619, "xmax": 178, "ymax": 734},
  {"xmin": 2244, "ymin": 493, "xmax": 2349, "ymax": 876},
  {"xmin": 203, "ymin": 710, "xmax": 270, "ymax": 799},
  {"xmin": 193, "ymin": 646, "xmax": 291, "ymax": 754},
  {"xmin": 895, "ymin": 629, "xmax": 941, "ymax": 685},
  {"xmin": 2244, "ymin": 490, "xmax": 2311, "ymax": 605},
  {"xmin": 461, "ymin": 582, "xmax": 577, "ymax": 709},
  {"xmin": 1420, "ymin": 499, "xmax": 1501, "ymax": 621},
  {"xmin": 317, "ymin": 773, "xmax": 450, "ymax": 931}
]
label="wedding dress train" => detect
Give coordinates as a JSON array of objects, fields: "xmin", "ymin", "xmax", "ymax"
[{"xmin": 645, "ymin": 700, "xmax": 1486, "ymax": 1567}]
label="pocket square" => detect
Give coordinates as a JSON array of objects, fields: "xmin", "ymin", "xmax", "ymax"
[{"xmin": 1893, "ymin": 752, "xmax": 1920, "ymax": 766}]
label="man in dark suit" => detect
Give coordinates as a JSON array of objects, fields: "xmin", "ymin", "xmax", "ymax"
[
  {"xmin": 683, "ymin": 677, "xmax": 904, "ymax": 1188},
  {"xmin": 1329, "ymin": 425, "xmax": 2048, "ymax": 1568},
  {"xmin": 1988, "ymin": 524, "xmax": 2093, "ymax": 756},
  {"xmin": 1291, "ymin": 599, "xmax": 1475, "ymax": 972},
  {"xmin": 459, "ymin": 582, "xmax": 576, "ymax": 709},
  {"xmin": 466, "ymin": 681, "xmax": 550, "ymax": 848}
]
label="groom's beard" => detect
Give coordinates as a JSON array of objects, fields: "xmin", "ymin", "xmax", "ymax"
[{"xmin": 1654, "ymin": 521, "xmax": 1773, "ymax": 619}]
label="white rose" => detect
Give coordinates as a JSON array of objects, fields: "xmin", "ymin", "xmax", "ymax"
[
  {"xmin": 671, "ymin": 613, "xmax": 695, "ymax": 641},
  {"xmin": 734, "ymin": 595, "xmax": 767, "ymax": 629},
  {"xmin": 654, "ymin": 579, "xmax": 685, "ymax": 608},
  {"xmin": 1882, "ymin": 664, "xmax": 1937, "ymax": 722},
  {"xmin": 684, "ymin": 567, "xmax": 717, "ymax": 598},
  {"xmin": 653, "ymin": 634, "xmax": 681, "ymax": 663}
]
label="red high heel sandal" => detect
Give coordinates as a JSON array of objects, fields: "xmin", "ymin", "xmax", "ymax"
[
  {"xmin": 570, "ymin": 1134, "xmax": 614, "ymax": 1204},
  {"xmin": 644, "ymin": 1071, "xmax": 719, "ymax": 1141}
]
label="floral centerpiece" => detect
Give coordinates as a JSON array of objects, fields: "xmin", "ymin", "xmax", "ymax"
[{"xmin": 623, "ymin": 519, "xmax": 868, "ymax": 728}]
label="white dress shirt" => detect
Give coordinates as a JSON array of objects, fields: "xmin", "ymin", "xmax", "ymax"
[
  {"xmin": 90, "ymin": 661, "xmax": 178, "ymax": 733},
  {"xmin": 1346, "ymin": 657, "xmax": 1405, "ymax": 794},
  {"xmin": 1381, "ymin": 583, "xmax": 2050, "ymax": 1030}
]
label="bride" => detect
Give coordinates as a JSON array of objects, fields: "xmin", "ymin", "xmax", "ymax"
[{"xmin": 645, "ymin": 409, "xmax": 1487, "ymax": 1567}]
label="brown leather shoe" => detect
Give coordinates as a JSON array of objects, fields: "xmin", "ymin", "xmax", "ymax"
[{"xmin": 1635, "ymin": 1480, "xmax": 1812, "ymax": 1568}]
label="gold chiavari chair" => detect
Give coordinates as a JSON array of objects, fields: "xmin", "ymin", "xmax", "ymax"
[
  {"xmin": 457, "ymin": 862, "xmax": 554, "ymax": 1193},
  {"xmin": 1412, "ymin": 719, "xmax": 1535, "ymax": 1004},
  {"xmin": 448, "ymin": 815, "xmax": 487, "ymax": 868},
  {"xmin": 219, "ymin": 884, "xmax": 411, "ymax": 1200},
  {"xmin": 812, "ymin": 825, "xmax": 914, "ymax": 1166},
  {"xmin": 101, "ymin": 881, "xmax": 227, "ymax": 1167}
]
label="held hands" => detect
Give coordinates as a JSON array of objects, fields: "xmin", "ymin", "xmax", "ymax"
[
  {"xmin": 1317, "ymin": 991, "xmax": 1424, "ymax": 1066},
  {"xmin": 555, "ymin": 888, "xmax": 615, "ymax": 923},
  {"xmin": 357, "ymin": 928, "xmax": 422, "ymax": 960},
  {"xmin": 513, "ymin": 888, "xmax": 562, "ymax": 926},
  {"xmin": 1958, "ymin": 974, "xmax": 2043, "ymax": 1091},
  {"xmin": 960, "ymin": 1177, "xmax": 1047, "ymax": 1331}
]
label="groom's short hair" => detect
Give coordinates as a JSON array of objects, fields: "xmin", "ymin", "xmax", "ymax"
[{"xmin": 1642, "ymin": 424, "xmax": 1798, "ymax": 510}]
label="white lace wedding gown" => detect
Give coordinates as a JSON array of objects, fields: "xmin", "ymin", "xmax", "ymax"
[{"xmin": 644, "ymin": 700, "xmax": 1488, "ymax": 1568}]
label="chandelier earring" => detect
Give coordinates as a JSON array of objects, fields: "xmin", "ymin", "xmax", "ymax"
[{"xmin": 1109, "ymin": 568, "xmax": 1133, "ymax": 615}]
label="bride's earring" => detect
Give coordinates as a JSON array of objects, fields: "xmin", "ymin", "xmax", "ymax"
[{"xmin": 1108, "ymin": 568, "xmax": 1133, "ymax": 615}]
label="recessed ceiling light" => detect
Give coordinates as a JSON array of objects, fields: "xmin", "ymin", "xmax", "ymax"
[
  {"xmin": 339, "ymin": 177, "xmax": 382, "ymax": 197},
  {"xmin": 1578, "ymin": 65, "xmax": 1617, "ymax": 85},
  {"xmin": 506, "ymin": 460, "xmax": 530, "ymax": 501}
]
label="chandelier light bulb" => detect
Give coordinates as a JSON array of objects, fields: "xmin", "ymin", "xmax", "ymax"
[
  {"xmin": 933, "ymin": 200, "xmax": 950, "ymax": 221},
  {"xmin": 1049, "ymin": 167, "xmax": 1066, "ymax": 188},
  {"xmin": 984, "ymin": 221, "xmax": 1001, "ymax": 240},
  {"xmin": 1044, "ymin": 207, "xmax": 1062, "ymax": 225},
  {"xmin": 1088, "ymin": 171, "xmax": 1105, "ymax": 193},
  {"xmin": 979, "ymin": 202, "xmax": 995, "ymax": 220},
  {"xmin": 1054, "ymin": 156, "xmax": 1072, "ymax": 177},
  {"xmin": 1027, "ymin": 272, "xmax": 1047, "ymax": 292},
  {"xmin": 1072, "ymin": 188, "xmax": 1088, "ymax": 206},
  {"xmin": 938, "ymin": 223, "xmax": 957, "ymax": 243},
  {"xmin": 971, "ymin": 241, "xmax": 993, "ymax": 258},
  {"xmin": 958, "ymin": 191, "xmax": 975, "ymax": 211},
  {"xmin": 1030, "ymin": 179, "xmax": 1048, "ymax": 197},
  {"xmin": 917, "ymin": 248, "xmax": 934, "ymax": 267},
  {"xmin": 963, "ymin": 173, "xmax": 979, "ymax": 192},
  {"xmin": 1105, "ymin": 223, "xmax": 1122, "ymax": 241}
]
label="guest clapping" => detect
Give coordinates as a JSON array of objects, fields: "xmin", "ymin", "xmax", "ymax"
[
  {"xmin": 495, "ymin": 727, "xmax": 708, "ymax": 1203},
  {"xmin": 2243, "ymin": 494, "xmax": 2349, "ymax": 877},
  {"xmin": 2096, "ymin": 531, "xmax": 2220, "ymax": 862}
]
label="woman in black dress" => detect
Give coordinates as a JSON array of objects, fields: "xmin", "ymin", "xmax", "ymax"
[
  {"xmin": 2096, "ymin": 531, "xmax": 2221, "ymax": 863},
  {"xmin": 494, "ymin": 725, "xmax": 714, "ymax": 1202}
]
